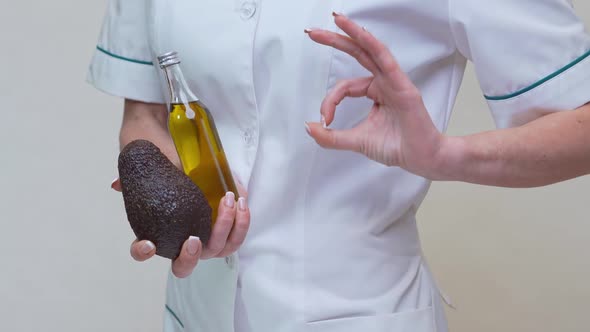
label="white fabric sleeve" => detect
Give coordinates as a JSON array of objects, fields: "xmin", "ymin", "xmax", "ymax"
[
  {"xmin": 449, "ymin": 0, "xmax": 590, "ymax": 128},
  {"xmin": 86, "ymin": 0, "xmax": 165, "ymax": 104}
]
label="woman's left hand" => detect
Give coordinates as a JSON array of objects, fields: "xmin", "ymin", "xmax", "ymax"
[{"xmin": 305, "ymin": 13, "xmax": 446, "ymax": 179}]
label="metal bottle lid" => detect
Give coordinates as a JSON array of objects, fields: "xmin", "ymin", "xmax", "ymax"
[{"xmin": 157, "ymin": 51, "xmax": 180, "ymax": 68}]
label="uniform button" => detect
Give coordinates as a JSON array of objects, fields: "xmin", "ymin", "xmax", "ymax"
[
  {"xmin": 240, "ymin": 1, "xmax": 257, "ymax": 20},
  {"xmin": 243, "ymin": 128, "xmax": 256, "ymax": 146}
]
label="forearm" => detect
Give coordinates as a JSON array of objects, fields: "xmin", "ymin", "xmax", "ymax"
[
  {"xmin": 435, "ymin": 103, "xmax": 590, "ymax": 187},
  {"xmin": 120, "ymin": 99, "xmax": 180, "ymax": 167}
]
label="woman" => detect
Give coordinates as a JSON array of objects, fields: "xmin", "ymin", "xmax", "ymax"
[{"xmin": 89, "ymin": 1, "xmax": 590, "ymax": 331}]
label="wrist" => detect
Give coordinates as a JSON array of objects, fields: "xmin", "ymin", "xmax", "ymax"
[{"xmin": 427, "ymin": 135, "xmax": 469, "ymax": 182}]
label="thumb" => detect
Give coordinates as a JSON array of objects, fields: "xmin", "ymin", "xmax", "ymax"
[{"xmin": 305, "ymin": 122, "xmax": 361, "ymax": 152}]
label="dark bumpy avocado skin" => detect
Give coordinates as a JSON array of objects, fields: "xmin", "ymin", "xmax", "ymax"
[{"xmin": 118, "ymin": 140, "xmax": 212, "ymax": 259}]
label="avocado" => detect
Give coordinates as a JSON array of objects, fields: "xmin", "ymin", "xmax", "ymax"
[{"xmin": 118, "ymin": 139, "xmax": 212, "ymax": 259}]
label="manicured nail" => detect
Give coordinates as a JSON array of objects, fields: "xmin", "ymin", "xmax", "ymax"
[
  {"xmin": 305, "ymin": 122, "xmax": 311, "ymax": 135},
  {"xmin": 238, "ymin": 197, "xmax": 248, "ymax": 211},
  {"xmin": 187, "ymin": 236, "xmax": 200, "ymax": 256},
  {"xmin": 332, "ymin": 11, "xmax": 343, "ymax": 17},
  {"xmin": 142, "ymin": 241, "xmax": 156, "ymax": 255},
  {"xmin": 304, "ymin": 28, "xmax": 315, "ymax": 33},
  {"xmin": 111, "ymin": 178, "xmax": 118, "ymax": 190},
  {"xmin": 321, "ymin": 115, "xmax": 327, "ymax": 128},
  {"xmin": 225, "ymin": 192, "xmax": 235, "ymax": 208}
]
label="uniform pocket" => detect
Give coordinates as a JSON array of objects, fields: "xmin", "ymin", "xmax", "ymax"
[{"xmin": 306, "ymin": 307, "xmax": 435, "ymax": 332}]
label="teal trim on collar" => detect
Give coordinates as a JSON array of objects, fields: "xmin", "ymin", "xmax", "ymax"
[
  {"xmin": 165, "ymin": 304, "xmax": 185, "ymax": 328},
  {"xmin": 484, "ymin": 49, "xmax": 590, "ymax": 101},
  {"xmin": 96, "ymin": 46, "xmax": 153, "ymax": 66}
]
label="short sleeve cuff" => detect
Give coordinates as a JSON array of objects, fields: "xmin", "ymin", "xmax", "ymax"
[
  {"xmin": 485, "ymin": 50, "xmax": 590, "ymax": 128},
  {"xmin": 86, "ymin": 46, "xmax": 166, "ymax": 104}
]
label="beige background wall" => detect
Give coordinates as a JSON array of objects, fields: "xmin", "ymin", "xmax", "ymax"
[{"xmin": 0, "ymin": 1, "xmax": 588, "ymax": 331}]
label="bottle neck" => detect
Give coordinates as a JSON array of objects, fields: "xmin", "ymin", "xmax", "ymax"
[{"xmin": 163, "ymin": 63, "xmax": 199, "ymax": 104}]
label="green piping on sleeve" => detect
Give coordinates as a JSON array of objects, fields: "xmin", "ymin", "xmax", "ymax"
[
  {"xmin": 484, "ymin": 48, "xmax": 590, "ymax": 101},
  {"xmin": 96, "ymin": 46, "xmax": 154, "ymax": 66},
  {"xmin": 165, "ymin": 304, "xmax": 185, "ymax": 329}
]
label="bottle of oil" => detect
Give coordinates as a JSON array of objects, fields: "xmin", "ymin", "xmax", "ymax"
[{"xmin": 158, "ymin": 51, "xmax": 238, "ymax": 223}]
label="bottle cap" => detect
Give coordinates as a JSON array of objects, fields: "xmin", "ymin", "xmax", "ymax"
[{"xmin": 157, "ymin": 51, "xmax": 180, "ymax": 68}]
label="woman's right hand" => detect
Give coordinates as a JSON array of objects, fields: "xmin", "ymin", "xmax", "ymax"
[
  {"xmin": 115, "ymin": 99, "xmax": 250, "ymax": 278},
  {"xmin": 112, "ymin": 178, "xmax": 250, "ymax": 278}
]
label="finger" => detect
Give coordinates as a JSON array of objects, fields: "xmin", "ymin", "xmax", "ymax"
[
  {"xmin": 321, "ymin": 77, "xmax": 373, "ymax": 126},
  {"xmin": 171, "ymin": 236, "xmax": 202, "ymax": 278},
  {"xmin": 333, "ymin": 13, "xmax": 404, "ymax": 79},
  {"xmin": 130, "ymin": 239, "xmax": 156, "ymax": 262},
  {"xmin": 111, "ymin": 177, "xmax": 122, "ymax": 192},
  {"xmin": 201, "ymin": 192, "xmax": 237, "ymax": 259},
  {"xmin": 305, "ymin": 29, "xmax": 379, "ymax": 75},
  {"xmin": 305, "ymin": 122, "xmax": 363, "ymax": 152},
  {"xmin": 217, "ymin": 197, "xmax": 250, "ymax": 257}
]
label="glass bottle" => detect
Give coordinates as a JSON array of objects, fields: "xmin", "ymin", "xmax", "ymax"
[{"xmin": 158, "ymin": 51, "xmax": 238, "ymax": 223}]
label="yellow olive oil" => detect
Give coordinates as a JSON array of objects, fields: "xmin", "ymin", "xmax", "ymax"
[
  {"xmin": 168, "ymin": 101, "xmax": 238, "ymax": 222},
  {"xmin": 158, "ymin": 51, "xmax": 238, "ymax": 223}
]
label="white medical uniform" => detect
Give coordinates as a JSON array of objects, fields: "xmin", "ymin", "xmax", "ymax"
[{"xmin": 88, "ymin": 1, "xmax": 590, "ymax": 331}]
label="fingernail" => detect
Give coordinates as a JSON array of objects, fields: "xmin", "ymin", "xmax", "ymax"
[
  {"xmin": 110, "ymin": 178, "xmax": 118, "ymax": 190},
  {"xmin": 362, "ymin": 26, "xmax": 368, "ymax": 32},
  {"xmin": 238, "ymin": 197, "xmax": 248, "ymax": 211},
  {"xmin": 332, "ymin": 11, "xmax": 343, "ymax": 17},
  {"xmin": 187, "ymin": 236, "xmax": 200, "ymax": 256},
  {"xmin": 225, "ymin": 192, "xmax": 235, "ymax": 208},
  {"xmin": 321, "ymin": 115, "xmax": 327, "ymax": 128},
  {"xmin": 305, "ymin": 122, "xmax": 311, "ymax": 135},
  {"xmin": 304, "ymin": 28, "xmax": 315, "ymax": 33},
  {"xmin": 142, "ymin": 241, "xmax": 156, "ymax": 255}
]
